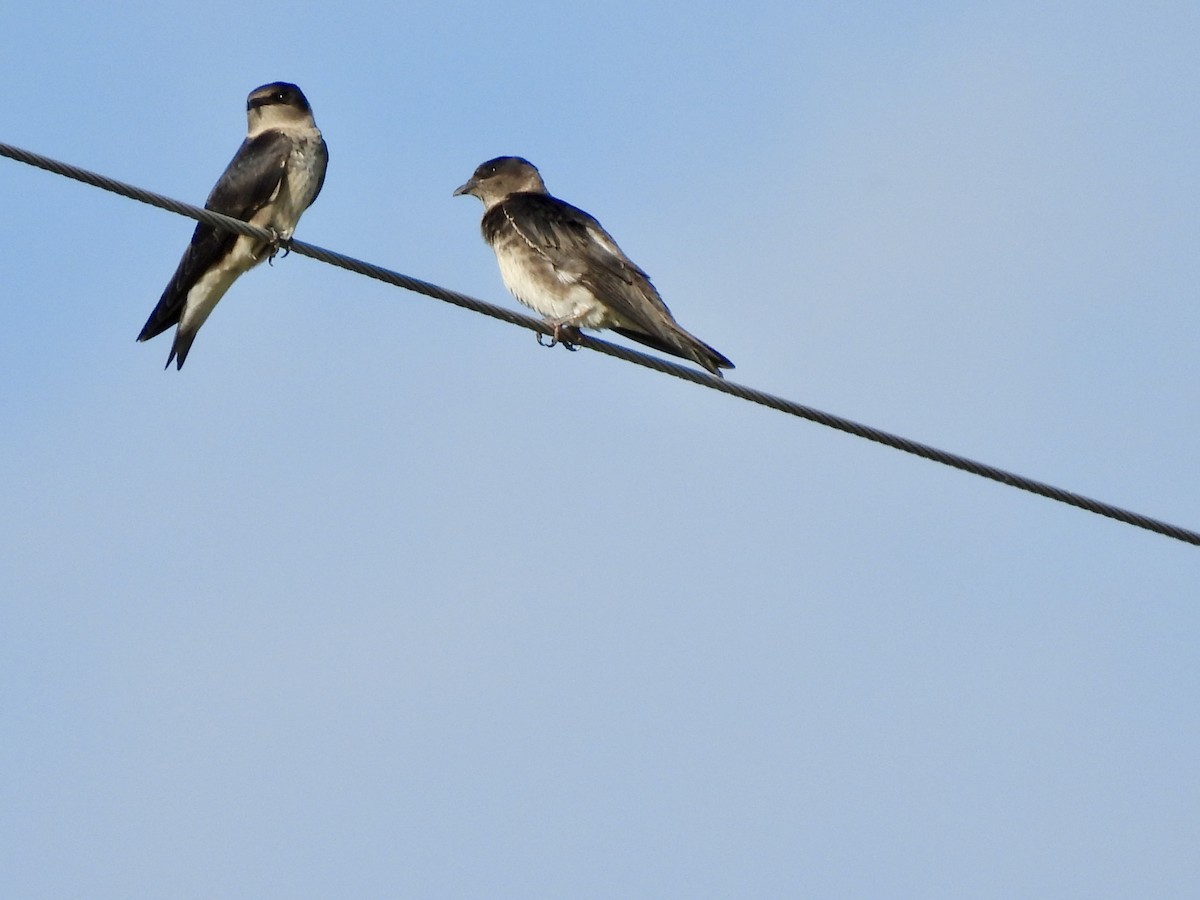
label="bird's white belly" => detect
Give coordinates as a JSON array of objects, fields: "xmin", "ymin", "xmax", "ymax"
[
  {"xmin": 179, "ymin": 236, "xmax": 261, "ymax": 334},
  {"xmin": 496, "ymin": 248, "xmax": 610, "ymax": 327},
  {"xmin": 257, "ymin": 138, "xmax": 325, "ymax": 238}
]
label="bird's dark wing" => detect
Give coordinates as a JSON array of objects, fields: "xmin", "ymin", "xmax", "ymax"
[
  {"xmin": 497, "ymin": 193, "xmax": 733, "ymax": 375},
  {"xmin": 499, "ymin": 194, "xmax": 678, "ymax": 336},
  {"xmin": 136, "ymin": 131, "xmax": 293, "ymax": 342},
  {"xmin": 204, "ymin": 129, "xmax": 293, "ymax": 217}
]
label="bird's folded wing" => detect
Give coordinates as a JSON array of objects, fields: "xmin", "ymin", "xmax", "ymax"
[
  {"xmin": 138, "ymin": 132, "xmax": 293, "ymax": 341},
  {"xmin": 505, "ymin": 194, "xmax": 677, "ymax": 338}
]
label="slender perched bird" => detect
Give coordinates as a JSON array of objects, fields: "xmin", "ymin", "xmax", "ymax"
[
  {"xmin": 137, "ymin": 82, "xmax": 328, "ymax": 369},
  {"xmin": 454, "ymin": 156, "xmax": 733, "ymax": 377}
]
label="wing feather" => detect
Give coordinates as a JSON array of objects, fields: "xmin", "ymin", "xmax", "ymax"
[
  {"xmin": 499, "ymin": 194, "xmax": 677, "ymax": 337},
  {"xmin": 489, "ymin": 192, "xmax": 734, "ymax": 375},
  {"xmin": 137, "ymin": 131, "xmax": 292, "ymax": 342}
]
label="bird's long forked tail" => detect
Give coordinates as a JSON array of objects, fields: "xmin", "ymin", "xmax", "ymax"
[
  {"xmin": 136, "ymin": 298, "xmax": 196, "ymax": 369},
  {"xmin": 165, "ymin": 327, "xmax": 199, "ymax": 370}
]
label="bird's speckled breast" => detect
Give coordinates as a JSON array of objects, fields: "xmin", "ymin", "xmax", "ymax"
[
  {"xmin": 484, "ymin": 204, "xmax": 612, "ymax": 327},
  {"xmin": 270, "ymin": 132, "xmax": 327, "ymax": 238}
]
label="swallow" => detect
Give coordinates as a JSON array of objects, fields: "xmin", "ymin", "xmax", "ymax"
[
  {"xmin": 454, "ymin": 156, "xmax": 733, "ymax": 377},
  {"xmin": 137, "ymin": 82, "xmax": 328, "ymax": 369}
]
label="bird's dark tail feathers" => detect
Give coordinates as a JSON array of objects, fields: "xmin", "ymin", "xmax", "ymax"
[
  {"xmin": 165, "ymin": 328, "xmax": 198, "ymax": 370},
  {"xmin": 611, "ymin": 327, "xmax": 734, "ymax": 378}
]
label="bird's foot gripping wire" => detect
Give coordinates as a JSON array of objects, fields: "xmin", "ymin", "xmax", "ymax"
[
  {"xmin": 536, "ymin": 319, "xmax": 582, "ymax": 351},
  {"xmin": 266, "ymin": 227, "xmax": 293, "ymax": 265}
]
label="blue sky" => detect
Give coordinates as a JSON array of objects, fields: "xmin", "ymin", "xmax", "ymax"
[{"xmin": 2, "ymin": 2, "xmax": 1198, "ymax": 897}]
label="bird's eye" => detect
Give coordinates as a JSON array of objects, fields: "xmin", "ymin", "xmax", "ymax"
[{"xmin": 276, "ymin": 91, "xmax": 287, "ymax": 102}]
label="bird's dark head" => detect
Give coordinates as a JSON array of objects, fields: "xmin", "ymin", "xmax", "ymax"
[
  {"xmin": 454, "ymin": 156, "xmax": 547, "ymax": 209},
  {"xmin": 246, "ymin": 82, "xmax": 315, "ymax": 130}
]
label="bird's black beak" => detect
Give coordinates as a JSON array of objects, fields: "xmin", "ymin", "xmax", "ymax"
[{"xmin": 452, "ymin": 179, "xmax": 474, "ymax": 197}]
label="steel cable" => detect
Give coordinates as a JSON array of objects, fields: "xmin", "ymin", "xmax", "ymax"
[{"xmin": 3, "ymin": 140, "xmax": 1196, "ymax": 546}]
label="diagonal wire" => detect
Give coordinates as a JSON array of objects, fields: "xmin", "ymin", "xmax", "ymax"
[{"xmin": 3, "ymin": 139, "xmax": 1198, "ymax": 547}]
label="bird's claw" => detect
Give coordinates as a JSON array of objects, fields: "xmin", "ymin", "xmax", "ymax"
[
  {"xmin": 537, "ymin": 321, "xmax": 581, "ymax": 350},
  {"xmin": 266, "ymin": 227, "xmax": 292, "ymax": 265}
]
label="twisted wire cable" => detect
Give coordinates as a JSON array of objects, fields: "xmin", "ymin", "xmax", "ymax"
[{"xmin": 3, "ymin": 140, "xmax": 1196, "ymax": 546}]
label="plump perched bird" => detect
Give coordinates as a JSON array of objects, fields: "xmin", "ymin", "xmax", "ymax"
[
  {"xmin": 454, "ymin": 156, "xmax": 733, "ymax": 377},
  {"xmin": 137, "ymin": 82, "xmax": 328, "ymax": 369}
]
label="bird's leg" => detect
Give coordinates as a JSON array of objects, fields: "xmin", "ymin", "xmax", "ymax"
[
  {"xmin": 536, "ymin": 315, "xmax": 572, "ymax": 348},
  {"xmin": 536, "ymin": 317, "xmax": 583, "ymax": 351},
  {"xmin": 266, "ymin": 227, "xmax": 292, "ymax": 265},
  {"xmin": 557, "ymin": 323, "xmax": 581, "ymax": 351}
]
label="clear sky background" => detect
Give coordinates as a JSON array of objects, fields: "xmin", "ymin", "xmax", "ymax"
[{"xmin": 2, "ymin": 2, "xmax": 1198, "ymax": 897}]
